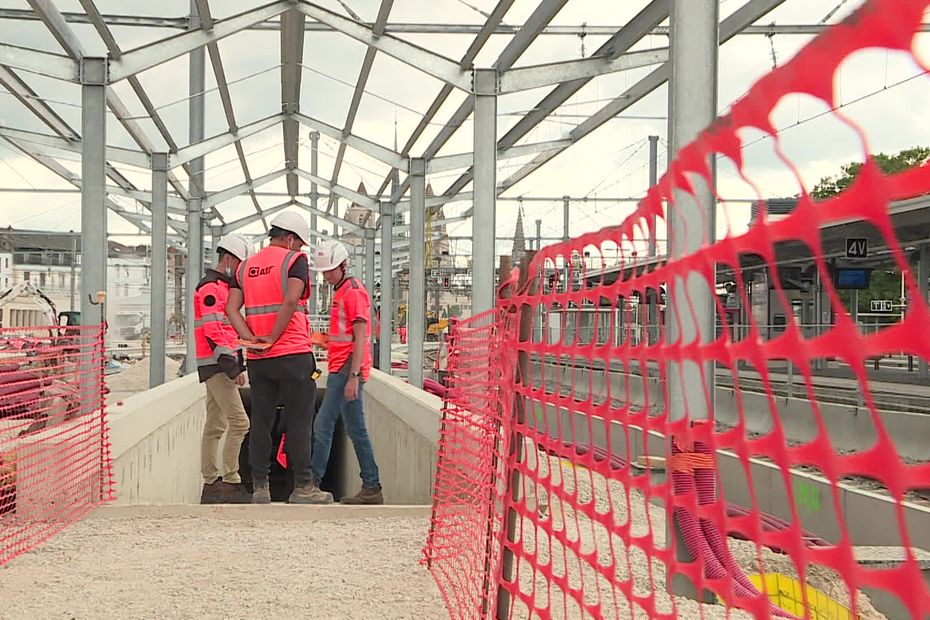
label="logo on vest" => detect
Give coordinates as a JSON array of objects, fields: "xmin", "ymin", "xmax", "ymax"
[{"xmin": 248, "ymin": 265, "xmax": 273, "ymax": 277}]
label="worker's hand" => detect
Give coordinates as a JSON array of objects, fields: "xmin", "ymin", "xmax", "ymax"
[
  {"xmin": 255, "ymin": 336, "xmax": 275, "ymax": 344},
  {"xmin": 345, "ymin": 375, "xmax": 359, "ymax": 402},
  {"xmin": 311, "ymin": 332, "xmax": 329, "ymax": 347},
  {"xmin": 234, "ymin": 373, "xmax": 246, "ymax": 387}
]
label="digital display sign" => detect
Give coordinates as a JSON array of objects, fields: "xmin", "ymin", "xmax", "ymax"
[{"xmin": 833, "ymin": 268, "xmax": 871, "ymax": 289}]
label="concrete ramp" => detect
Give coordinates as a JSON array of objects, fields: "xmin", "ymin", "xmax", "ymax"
[{"xmin": 1, "ymin": 504, "xmax": 444, "ymax": 619}]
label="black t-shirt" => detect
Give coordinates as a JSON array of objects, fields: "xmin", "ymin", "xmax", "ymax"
[{"xmin": 230, "ymin": 253, "xmax": 309, "ymax": 295}]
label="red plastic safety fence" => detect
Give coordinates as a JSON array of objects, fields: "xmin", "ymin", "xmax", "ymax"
[
  {"xmin": 425, "ymin": 1, "xmax": 930, "ymax": 618},
  {"xmin": 0, "ymin": 324, "xmax": 115, "ymax": 566}
]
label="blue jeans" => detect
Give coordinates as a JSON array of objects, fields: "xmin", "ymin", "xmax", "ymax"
[{"xmin": 311, "ymin": 371, "xmax": 381, "ymax": 488}]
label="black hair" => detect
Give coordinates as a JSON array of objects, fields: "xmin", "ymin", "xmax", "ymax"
[
  {"xmin": 269, "ymin": 226, "xmax": 293, "ymax": 240},
  {"xmin": 217, "ymin": 248, "xmax": 234, "ymax": 260}
]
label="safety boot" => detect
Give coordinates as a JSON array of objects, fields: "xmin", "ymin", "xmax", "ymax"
[
  {"xmin": 200, "ymin": 480, "xmax": 222, "ymax": 504},
  {"xmin": 217, "ymin": 481, "xmax": 251, "ymax": 504},
  {"xmin": 340, "ymin": 485, "xmax": 384, "ymax": 505},
  {"xmin": 288, "ymin": 482, "xmax": 333, "ymax": 504},
  {"xmin": 251, "ymin": 480, "xmax": 271, "ymax": 504}
]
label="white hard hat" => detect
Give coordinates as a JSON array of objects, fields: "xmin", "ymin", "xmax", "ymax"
[
  {"xmin": 309, "ymin": 240, "xmax": 350, "ymax": 272},
  {"xmin": 270, "ymin": 211, "xmax": 310, "ymax": 246},
  {"xmin": 216, "ymin": 234, "xmax": 252, "ymax": 261}
]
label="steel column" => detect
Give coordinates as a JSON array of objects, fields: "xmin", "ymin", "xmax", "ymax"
[
  {"xmin": 185, "ymin": 1, "xmax": 206, "ymax": 374},
  {"xmin": 920, "ymin": 244, "xmax": 930, "ymax": 381},
  {"xmin": 365, "ymin": 229, "xmax": 376, "ymax": 303},
  {"xmin": 69, "ymin": 232, "xmax": 77, "ymax": 310},
  {"xmin": 309, "ymin": 130, "xmax": 320, "ymax": 313},
  {"xmin": 380, "ymin": 201, "xmax": 393, "ymax": 373},
  {"xmin": 472, "ymin": 68, "xmax": 498, "ymax": 315},
  {"xmin": 562, "ymin": 195, "xmax": 569, "ymax": 242},
  {"xmin": 648, "ymin": 135, "xmax": 659, "ymax": 256},
  {"xmin": 150, "ymin": 152, "xmax": 168, "ymax": 388},
  {"xmin": 667, "ymin": 0, "xmax": 718, "ymax": 600},
  {"xmin": 408, "ymin": 157, "xmax": 427, "ymax": 389},
  {"xmin": 80, "ymin": 57, "xmax": 107, "ymax": 329}
]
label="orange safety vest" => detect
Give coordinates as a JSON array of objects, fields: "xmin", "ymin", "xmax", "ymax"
[
  {"xmin": 193, "ymin": 271, "xmax": 240, "ymax": 368},
  {"xmin": 237, "ymin": 245, "xmax": 312, "ymax": 360}
]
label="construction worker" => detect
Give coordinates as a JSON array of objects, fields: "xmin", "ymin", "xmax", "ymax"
[
  {"xmin": 225, "ymin": 212, "xmax": 332, "ymax": 505},
  {"xmin": 195, "ymin": 234, "xmax": 252, "ymax": 504},
  {"xmin": 309, "ymin": 240, "xmax": 383, "ymax": 504}
]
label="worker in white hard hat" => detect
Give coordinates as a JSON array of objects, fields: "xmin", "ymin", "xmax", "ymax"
[
  {"xmin": 194, "ymin": 234, "xmax": 252, "ymax": 504},
  {"xmin": 309, "ymin": 240, "xmax": 383, "ymax": 504},
  {"xmin": 226, "ymin": 212, "xmax": 332, "ymax": 505}
]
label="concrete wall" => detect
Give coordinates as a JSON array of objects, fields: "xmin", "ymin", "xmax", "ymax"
[
  {"xmin": 335, "ymin": 369, "xmax": 441, "ymax": 505},
  {"xmin": 107, "ymin": 374, "xmax": 206, "ymax": 505},
  {"xmin": 536, "ymin": 360, "xmax": 930, "ymax": 461}
]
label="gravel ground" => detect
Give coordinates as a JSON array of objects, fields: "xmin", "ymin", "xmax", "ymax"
[
  {"xmin": 105, "ymin": 355, "xmax": 182, "ymax": 405},
  {"xmin": 0, "ymin": 505, "xmax": 444, "ymax": 620},
  {"xmin": 511, "ymin": 445, "xmax": 887, "ymax": 619}
]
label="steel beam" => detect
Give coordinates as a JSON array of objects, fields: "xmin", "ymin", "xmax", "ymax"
[
  {"xmin": 294, "ymin": 169, "xmax": 379, "ymax": 211},
  {"xmin": 472, "ymin": 69, "xmax": 499, "ymax": 316},
  {"xmin": 494, "ymin": 0, "xmax": 785, "ymax": 194},
  {"xmin": 408, "ymin": 158, "xmax": 426, "ymax": 388},
  {"xmin": 185, "ymin": 1, "xmax": 206, "ymax": 375},
  {"xmin": 0, "ymin": 41, "xmax": 77, "ymax": 81},
  {"xmin": 150, "ymin": 153, "xmax": 169, "ymax": 388},
  {"xmin": 385, "ymin": 0, "xmax": 567, "ymax": 202},
  {"xmin": 295, "ymin": 2, "xmax": 468, "ymax": 91},
  {"xmin": 171, "ymin": 113, "xmax": 284, "ymax": 166},
  {"xmin": 292, "ymin": 200, "xmax": 365, "ymax": 234},
  {"xmin": 80, "ymin": 58, "xmax": 107, "ymax": 330},
  {"xmin": 365, "ymin": 229, "xmax": 377, "ymax": 333},
  {"xmin": 428, "ymin": 139, "xmax": 572, "ymax": 174},
  {"xmin": 323, "ymin": 0, "xmax": 394, "ymax": 212},
  {"xmin": 374, "ymin": 0, "xmax": 514, "ymax": 201},
  {"xmin": 202, "ymin": 169, "xmax": 289, "ymax": 208},
  {"xmin": 222, "ymin": 201, "xmax": 292, "ymax": 233},
  {"xmin": 195, "ymin": 0, "xmax": 268, "ymax": 228},
  {"xmin": 499, "ymin": 48, "xmax": 667, "ymax": 94},
  {"xmin": 309, "ymin": 131, "xmax": 320, "ymax": 313},
  {"xmin": 667, "ymin": 0, "xmax": 718, "ymax": 599},
  {"xmin": 380, "ymin": 200, "xmax": 393, "ymax": 373},
  {"xmin": 0, "ymin": 10, "xmax": 909, "ymax": 36},
  {"xmin": 293, "ymin": 112, "xmax": 406, "ymax": 171},
  {"xmin": 281, "ymin": 8, "xmax": 305, "ymax": 199},
  {"xmin": 110, "ymin": 1, "xmax": 293, "ymax": 82},
  {"xmin": 0, "ymin": 125, "xmax": 149, "ymax": 168},
  {"xmin": 0, "ymin": 66, "xmax": 76, "ymax": 138},
  {"xmin": 443, "ymin": 0, "xmax": 667, "ymax": 204},
  {"xmin": 920, "ymin": 244, "xmax": 930, "ymax": 382},
  {"xmin": 78, "ymin": 0, "xmax": 195, "ymax": 202}
]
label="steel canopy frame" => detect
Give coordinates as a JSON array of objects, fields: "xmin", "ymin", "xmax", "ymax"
[{"xmin": 0, "ymin": 0, "xmax": 824, "ymax": 387}]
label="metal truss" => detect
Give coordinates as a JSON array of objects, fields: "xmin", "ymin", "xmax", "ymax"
[{"xmin": 0, "ymin": 0, "xmax": 847, "ymax": 386}]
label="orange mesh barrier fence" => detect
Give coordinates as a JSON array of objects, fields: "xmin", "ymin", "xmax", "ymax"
[
  {"xmin": 424, "ymin": 1, "xmax": 930, "ymax": 618},
  {"xmin": 0, "ymin": 324, "xmax": 114, "ymax": 565}
]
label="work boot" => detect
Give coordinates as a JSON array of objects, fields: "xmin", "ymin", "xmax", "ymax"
[
  {"xmin": 217, "ymin": 481, "xmax": 251, "ymax": 504},
  {"xmin": 200, "ymin": 480, "xmax": 222, "ymax": 504},
  {"xmin": 251, "ymin": 480, "xmax": 271, "ymax": 504},
  {"xmin": 288, "ymin": 482, "xmax": 333, "ymax": 505},
  {"xmin": 340, "ymin": 485, "xmax": 384, "ymax": 505}
]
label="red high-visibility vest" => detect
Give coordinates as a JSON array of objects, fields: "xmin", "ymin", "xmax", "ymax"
[
  {"xmin": 237, "ymin": 245, "xmax": 312, "ymax": 360},
  {"xmin": 193, "ymin": 271, "xmax": 240, "ymax": 368}
]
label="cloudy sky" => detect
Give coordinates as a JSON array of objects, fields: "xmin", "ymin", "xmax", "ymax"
[{"xmin": 0, "ymin": 0, "xmax": 927, "ymax": 260}]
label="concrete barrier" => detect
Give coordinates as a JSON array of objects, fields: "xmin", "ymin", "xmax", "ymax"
[
  {"xmin": 107, "ymin": 374, "xmax": 206, "ymax": 505},
  {"xmin": 536, "ymin": 360, "xmax": 930, "ymax": 462},
  {"xmin": 334, "ymin": 369, "xmax": 440, "ymax": 505}
]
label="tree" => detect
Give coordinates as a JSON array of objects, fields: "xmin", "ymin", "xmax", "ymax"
[
  {"xmin": 811, "ymin": 146, "xmax": 930, "ymax": 200},
  {"xmin": 810, "ymin": 147, "xmax": 929, "ymax": 315}
]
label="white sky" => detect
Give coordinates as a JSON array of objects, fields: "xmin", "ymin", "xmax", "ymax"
[{"xmin": 0, "ymin": 0, "xmax": 927, "ymax": 261}]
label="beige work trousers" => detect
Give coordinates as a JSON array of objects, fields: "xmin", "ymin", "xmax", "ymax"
[{"xmin": 201, "ymin": 373, "xmax": 250, "ymax": 484}]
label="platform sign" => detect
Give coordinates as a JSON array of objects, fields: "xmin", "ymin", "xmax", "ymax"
[
  {"xmin": 846, "ymin": 237, "xmax": 868, "ymax": 259},
  {"xmin": 871, "ymin": 299, "xmax": 893, "ymax": 312}
]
